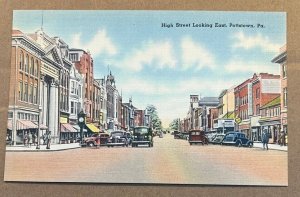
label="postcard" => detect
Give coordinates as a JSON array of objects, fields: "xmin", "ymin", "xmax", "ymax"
[{"xmin": 4, "ymin": 10, "xmax": 287, "ymax": 185}]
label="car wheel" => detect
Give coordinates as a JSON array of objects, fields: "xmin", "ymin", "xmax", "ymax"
[
  {"xmin": 87, "ymin": 142, "xmax": 94, "ymax": 147},
  {"xmin": 148, "ymin": 143, "xmax": 151, "ymax": 147},
  {"xmin": 237, "ymin": 141, "xmax": 242, "ymax": 147},
  {"xmin": 248, "ymin": 142, "xmax": 253, "ymax": 148}
]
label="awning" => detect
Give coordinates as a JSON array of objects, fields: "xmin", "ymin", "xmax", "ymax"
[
  {"xmin": 7, "ymin": 120, "xmax": 12, "ymax": 130},
  {"xmin": 17, "ymin": 120, "xmax": 38, "ymax": 130},
  {"xmin": 86, "ymin": 123, "xmax": 99, "ymax": 133},
  {"xmin": 72, "ymin": 125, "xmax": 87, "ymax": 132},
  {"xmin": 39, "ymin": 124, "xmax": 48, "ymax": 130},
  {"xmin": 61, "ymin": 123, "xmax": 77, "ymax": 133}
]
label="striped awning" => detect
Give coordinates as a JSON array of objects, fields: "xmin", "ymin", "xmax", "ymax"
[
  {"xmin": 61, "ymin": 123, "xmax": 77, "ymax": 133},
  {"xmin": 86, "ymin": 123, "xmax": 99, "ymax": 133},
  {"xmin": 17, "ymin": 120, "xmax": 38, "ymax": 130}
]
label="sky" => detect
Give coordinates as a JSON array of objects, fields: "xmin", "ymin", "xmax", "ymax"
[{"xmin": 13, "ymin": 10, "xmax": 286, "ymax": 128}]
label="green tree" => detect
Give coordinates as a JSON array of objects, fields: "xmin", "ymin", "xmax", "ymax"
[
  {"xmin": 146, "ymin": 105, "xmax": 162, "ymax": 130},
  {"xmin": 169, "ymin": 118, "xmax": 179, "ymax": 130}
]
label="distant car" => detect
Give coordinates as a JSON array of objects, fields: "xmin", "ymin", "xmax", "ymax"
[
  {"xmin": 107, "ymin": 131, "xmax": 129, "ymax": 147},
  {"xmin": 188, "ymin": 130, "xmax": 208, "ymax": 145},
  {"xmin": 221, "ymin": 132, "xmax": 253, "ymax": 147},
  {"xmin": 177, "ymin": 132, "xmax": 189, "ymax": 140},
  {"xmin": 211, "ymin": 134, "xmax": 225, "ymax": 144},
  {"xmin": 173, "ymin": 130, "xmax": 180, "ymax": 139}
]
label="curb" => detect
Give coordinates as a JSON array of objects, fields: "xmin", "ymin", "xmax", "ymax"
[
  {"xmin": 6, "ymin": 146, "xmax": 81, "ymax": 152},
  {"xmin": 252, "ymin": 145, "xmax": 288, "ymax": 152}
]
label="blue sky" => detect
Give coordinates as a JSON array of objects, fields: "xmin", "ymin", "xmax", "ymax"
[{"xmin": 13, "ymin": 10, "xmax": 286, "ymax": 127}]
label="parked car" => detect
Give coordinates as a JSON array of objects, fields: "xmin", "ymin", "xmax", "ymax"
[
  {"xmin": 211, "ymin": 134, "xmax": 225, "ymax": 144},
  {"xmin": 177, "ymin": 132, "xmax": 189, "ymax": 140},
  {"xmin": 221, "ymin": 131, "xmax": 253, "ymax": 147},
  {"xmin": 107, "ymin": 130, "xmax": 129, "ymax": 147},
  {"xmin": 188, "ymin": 130, "xmax": 208, "ymax": 145},
  {"xmin": 83, "ymin": 133, "xmax": 110, "ymax": 147}
]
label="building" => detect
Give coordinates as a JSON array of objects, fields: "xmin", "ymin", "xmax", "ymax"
[
  {"xmin": 272, "ymin": 45, "xmax": 287, "ymax": 142},
  {"xmin": 217, "ymin": 86, "xmax": 235, "ymax": 119},
  {"xmin": 134, "ymin": 110, "xmax": 145, "ymax": 126},
  {"xmin": 198, "ymin": 97, "xmax": 219, "ymax": 132},
  {"xmin": 95, "ymin": 78, "xmax": 107, "ymax": 130},
  {"xmin": 29, "ymin": 30, "xmax": 74, "ymax": 144},
  {"xmin": 188, "ymin": 95, "xmax": 199, "ymax": 130},
  {"xmin": 69, "ymin": 49, "xmax": 94, "ymax": 123},
  {"xmin": 8, "ymin": 30, "xmax": 44, "ymax": 145},
  {"xmin": 235, "ymin": 73, "xmax": 280, "ymax": 139},
  {"xmin": 259, "ymin": 96, "xmax": 281, "ymax": 143},
  {"xmin": 92, "ymin": 79, "xmax": 101, "ymax": 128}
]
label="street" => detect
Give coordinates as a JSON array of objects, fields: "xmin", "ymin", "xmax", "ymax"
[{"xmin": 4, "ymin": 134, "xmax": 287, "ymax": 186}]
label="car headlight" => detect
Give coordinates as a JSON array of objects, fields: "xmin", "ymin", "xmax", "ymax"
[{"xmin": 134, "ymin": 136, "xmax": 137, "ymax": 138}]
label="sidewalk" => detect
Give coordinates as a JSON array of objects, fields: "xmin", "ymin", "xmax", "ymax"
[
  {"xmin": 6, "ymin": 143, "xmax": 81, "ymax": 152},
  {"xmin": 253, "ymin": 142, "xmax": 287, "ymax": 152}
]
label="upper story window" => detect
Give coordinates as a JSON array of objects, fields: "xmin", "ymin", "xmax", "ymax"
[
  {"xmin": 25, "ymin": 54, "xmax": 29, "ymax": 73},
  {"xmin": 283, "ymin": 88, "xmax": 287, "ymax": 107},
  {"xmin": 34, "ymin": 60, "xmax": 38, "ymax": 77},
  {"xmin": 69, "ymin": 53, "xmax": 78, "ymax": 62},
  {"xmin": 256, "ymin": 88, "xmax": 260, "ymax": 99},
  {"xmin": 30, "ymin": 57, "xmax": 34, "ymax": 75},
  {"xmin": 19, "ymin": 51, "xmax": 24, "ymax": 70},
  {"xmin": 282, "ymin": 64, "xmax": 287, "ymax": 78}
]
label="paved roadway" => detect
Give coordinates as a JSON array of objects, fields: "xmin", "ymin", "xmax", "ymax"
[{"xmin": 4, "ymin": 134, "xmax": 287, "ymax": 185}]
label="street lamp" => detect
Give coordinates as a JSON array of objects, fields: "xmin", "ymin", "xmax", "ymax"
[
  {"xmin": 78, "ymin": 110, "xmax": 86, "ymax": 145},
  {"xmin": 36, "ymin": 106, "xmax": 42, "ymax": 149}
]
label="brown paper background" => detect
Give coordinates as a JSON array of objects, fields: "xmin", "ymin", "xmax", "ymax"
[{"xmin": 0, "ymin": 0, "xmax": 299, "ymax": 196}]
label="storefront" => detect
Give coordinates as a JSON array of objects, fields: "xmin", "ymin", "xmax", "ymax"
[
  {"xmin": 239, "ymin": 120, "xmax": 250, "ymax": 139},
  {"xmin": 259, "ymin": 119, "xmax": 281, "ymax": 144}
]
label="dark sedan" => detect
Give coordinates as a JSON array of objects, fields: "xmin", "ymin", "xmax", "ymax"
[
  {"xmin": 221, "ymin": 131, "xmax": 253, "ymax": 147},
  {"xmin": 107, "ymin": 131, "xmax": 129, "ymax": 147}
]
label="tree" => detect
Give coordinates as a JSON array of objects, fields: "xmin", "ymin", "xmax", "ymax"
[
  {"xmin": 146, "ymin": 105, "xmax": 162, "ymax": 130},
  {"xmin": 169, "ymin": 118, "xmax": 179, "ymax": 130}
]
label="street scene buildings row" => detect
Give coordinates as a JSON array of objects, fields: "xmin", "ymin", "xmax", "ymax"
[
  {"xmin": 7, "ymin": 29, "xmax": 150, "ymax": 145},
  {"xmin": 180, "ymin": 45, "xmax": 287, "ymax": 144}
]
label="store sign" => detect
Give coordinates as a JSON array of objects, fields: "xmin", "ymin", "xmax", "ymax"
[{"xmin": 60, "ymin": 117, "xmax": 68, "ymax": 124}]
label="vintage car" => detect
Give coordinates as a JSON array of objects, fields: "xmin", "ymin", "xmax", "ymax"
[
  {"xmin": 132, "ymin": 126, "xmax": 153, "ymax": 147},
  {"xmin": 221, "ymin": 131, "xmax": 253, "ymax": 147},
  {"xmin": 84, "ymin": 133, "xmax": 110, "ymax": 147},
  {"xmin": 173, "ymin": 130, "xmax": 180, "ymax": 139},
  {"xmin": 177, "ymin": 132, "xmax": 189, "ymax": 140},
  {"xmin": 107, "ymin": 130, "xmax": 129, "ymax": 147},
  {"xmin": 188, "ymin": 130, "xmax": 208, "ymax": 145},
  {"xmin": 211, "ymin": 134, "xmax": 225, "ymax": 144}
]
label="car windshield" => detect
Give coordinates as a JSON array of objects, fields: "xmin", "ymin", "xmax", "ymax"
[
  {"xmin": 134, "ymin": 128, "xmax": 149, "ymax": 135},
  {"xmin": 111, "ymin": 132, "xmax": 123, "ymax": 137}
]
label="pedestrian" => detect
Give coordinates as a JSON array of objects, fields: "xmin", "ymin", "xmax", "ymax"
[
  {"xmin": 262, "ymin": 129, "xmax": 269, "ymax": 150},
  {"xmin": 32, "ymin": 132, "xmax": 37, "ymax": 146},
  {"xmin": 28, "ymin": 132, "xmax": 32, "ymax": 147},
  {"xmin": 46, "ymin": 131, "xmax": 51, "ymax": 149},
  {"xmin": 24, "ymin": 132, "xmax": 28, "ymax": 147}
]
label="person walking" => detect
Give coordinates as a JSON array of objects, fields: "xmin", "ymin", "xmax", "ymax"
[
  {"xmin": 262, "ymin": 129, "xmax": 269, "ymax": 150},
  {"xmin": 32, "ymin": 132, "xmax": 37, "ymax": 146},
  {"xmin": 28, "ymin": 132, "xmax": 33, "ymax": 147},
  {"xmin": 24, "ymin": 132, "xmax": 29, "ymax": 147},
  {"xmin": 46, "ymin": 131, "xmax": 51, "ymax": 149}
]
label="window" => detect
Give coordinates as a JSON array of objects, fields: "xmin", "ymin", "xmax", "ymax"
[
  {"xmin": 256, "ymin": 88, "xmax": 260, "ymax": 99},
  {"xmin": 33, "ymin": 86, "xmax": 37, "ymax": 104},
  {"xmin": 34, "ymin": 60, "xmax": 38, "ymax": 77},
  {"xmin": 78, "ymin": 85, "xmax": 81, "ymax": 98},
  {"xmin": 19, "ymin": 81, "xmax": 23, "ymax": 100},
  {"xmin": 25, "ymin": 55, "xmax": 29, "ymax": 73},
  {"xmin": 20, "ymin": 51, "xmax": 24, "ymax": 70},
  {"xmin": 256, "ymin": 104, "xmax": 260, "ymax": 115},
  {"xmin": 282, "ymin": 64, "xmax": 287, "ymax": 78},
  {"xmin": 71, "ymin": 101, "xmax": 74, "ymax": 114},
  {"xmin": 29, "ymin": 85, "xmax": 33, "ymax": 103},
  {"xmin": 71, "ymin": 81, "xmax": 75, "ymax": 94},
  {"xmin": 8, "ymin": 112, "xmax": 13, "ymax": 119},
  {"xmin": 24, "ymin": 83, "xmax": 28, "ymax": 102},
  {"xmin": 283, "ymin": 88, "xmax": 287, "ymax": 107},
  {"xmin": 30, "ymin": 57, "xmax": 34, "ymax": 75}
]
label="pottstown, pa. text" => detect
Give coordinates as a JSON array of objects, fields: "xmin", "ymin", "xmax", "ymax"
[{"xmin": 161, "ymin": 23, "xmax": 265, "ymax": 28}]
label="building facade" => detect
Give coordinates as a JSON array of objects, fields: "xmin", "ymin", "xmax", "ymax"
[{"xmin": 272, "ymin": 45, "xmax": 287, "ymax": 143}]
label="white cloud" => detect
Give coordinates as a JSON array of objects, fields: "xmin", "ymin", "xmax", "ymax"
[
  {"xmin": 181, "ymin": 36, "xmax": 215, "ymax": 70},
  {"xmin": 71, "ymin": 29, "xmax": 117, "ymax": 57},
  {"xmin": 232, "ymin": 31, "xmax": 282, "ymax": 53},
  {"xmin": 115, "ymin": 40, "xmax": 176, "ymax": 72},
  {"xmin": 225, "ymin": 59, "xmax": 279, "ymax": 74}
]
